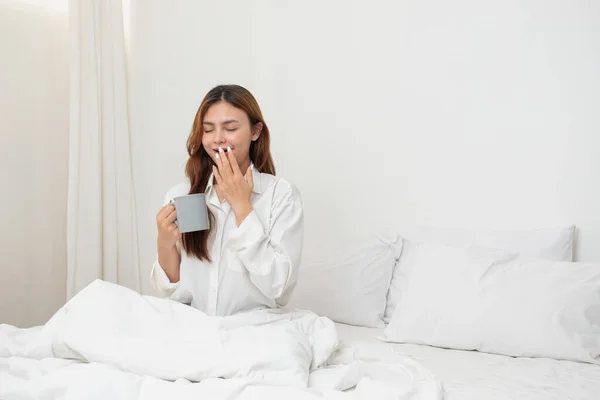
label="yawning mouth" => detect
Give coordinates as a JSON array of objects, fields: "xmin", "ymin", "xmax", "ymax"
[{"xmin": 212, "ymin": 147, "xmax": 233, "ymax": 153}]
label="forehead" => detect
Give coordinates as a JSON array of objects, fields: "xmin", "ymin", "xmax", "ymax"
[{"xmin": 203, "ymin": 101, "xmax": 247, "ymax": 123}]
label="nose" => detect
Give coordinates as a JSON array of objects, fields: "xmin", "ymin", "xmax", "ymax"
[{"xmin": 213, "ymin": 128, "xmax": 225, "ymax": 143}]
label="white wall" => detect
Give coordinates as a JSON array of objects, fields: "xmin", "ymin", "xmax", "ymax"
[
  {"xmin": 0, "ymin": 1, "xmax": 69, "ymax": 326},
  {"xmin": 128, "ymin": 0, "xmax": 600, "ymax": 295}
]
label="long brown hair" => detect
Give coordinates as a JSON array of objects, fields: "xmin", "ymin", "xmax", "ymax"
[{"xmin": 183, "ymin": 85, "xmax": 276, "ymax": 261}]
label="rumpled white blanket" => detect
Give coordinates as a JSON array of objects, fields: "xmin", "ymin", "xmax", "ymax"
[{"xmin": 0, "ymin": 280, "xmax": 443, "ymax": 400}]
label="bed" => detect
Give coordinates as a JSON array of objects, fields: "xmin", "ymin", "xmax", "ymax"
[
  {"xmin": 2, "ymin": 310, "xmax": 598, "ymax": 400},
  {"xmin": 288, "ymin": 225, "xmax": 600, "ymax": 399},
  {"xmin": 2, "ymin": 225, "xmax": 599, "ymax": 399},
  {"xmin": 334, "ymin": 322, "xmax": 600, "ymax": 400}
]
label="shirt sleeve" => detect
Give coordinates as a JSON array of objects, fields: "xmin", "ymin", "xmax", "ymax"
[
  {"xmin": 150, "ymin": 257, "xmax": 180, "ymax": 296},
  {"xmin": 225, "ymin": 184, "xmax": 304, "ymax": 306},
  {"xmin": 150, "ymin": 257, "xmax": 193, "ymax": 305}
]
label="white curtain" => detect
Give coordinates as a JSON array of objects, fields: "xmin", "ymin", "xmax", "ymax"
[{"xmin": 67, "ymin": 0, "xmax": 140, "ymax": 299}]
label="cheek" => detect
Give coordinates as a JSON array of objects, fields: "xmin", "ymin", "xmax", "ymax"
[
  {"xmin": 230, "ymin": 132, "xmax": 252, "ymax": 148},
  {"xmin": 201, "ymin": 141, "xmax": 216, "ymax": 159}
]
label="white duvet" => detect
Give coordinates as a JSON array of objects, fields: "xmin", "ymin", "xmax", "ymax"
[{"xmin": 0, "ymin": 280, "xmax": 442, "ymax": 400}]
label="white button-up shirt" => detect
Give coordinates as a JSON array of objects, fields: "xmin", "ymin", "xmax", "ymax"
[{"xmin": 150, "ymin": 167, "xmax": 304, "ymax": 317}]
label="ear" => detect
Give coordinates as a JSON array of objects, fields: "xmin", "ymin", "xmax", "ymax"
[{"xmin": 251, "ymin": 122, "xmax": 263, "ymax": 141}]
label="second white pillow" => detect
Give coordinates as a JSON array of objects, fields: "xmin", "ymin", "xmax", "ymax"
[
  {"xmin": 381, "ymin": 239, "xmax": 600, "ymax": 364},
  {"xmin": 383, "ymin": 225, "xmax": 576, "ymax": 322}
]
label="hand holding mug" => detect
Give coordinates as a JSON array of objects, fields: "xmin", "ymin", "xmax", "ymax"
[{"xmin": 156, "ymin": 203, "xmax": 180, "ymax": 250}]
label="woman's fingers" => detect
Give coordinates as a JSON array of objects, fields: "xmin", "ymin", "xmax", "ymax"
[
  {"xmin": 165, "ymin": 207, "xmax": 177, "ymax": 224},
  {"xmin": 156, "ymin": 203, "xmax": 174, "ymax": 222},
  {"xmin": 226, "ymin": 147, "xmax": 244, "ymax": 177},
  {"xmin": 217, "ymin": 147, "xmax": 233, "ymax": 178},
  {"xmin": 213, "ymin": 165, "xmax": 223, "ymax": 185},
  {"xmin": 167, "ymin": 222, "xmax": 180, "ymax": 235},
  {"xmin": 214, "ymin": 148, "xmax": 225, "ymax": 175}
]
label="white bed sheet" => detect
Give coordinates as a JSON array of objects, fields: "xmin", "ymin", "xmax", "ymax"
[
  {"xmin": 0, "ymin": 280, "xmax": 444, "ymax": 400},
  {"xmin": 334, "ymin": 323, "xmax": 600, "ymax": 400}
]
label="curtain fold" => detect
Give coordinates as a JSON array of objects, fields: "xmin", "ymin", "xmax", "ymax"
[{"xmin": 67, "ymin": 0, "xmax": 140, "ymax": 299}]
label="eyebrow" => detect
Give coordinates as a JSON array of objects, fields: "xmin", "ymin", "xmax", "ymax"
[{"xmin": 203, "ymin": 119, "xmax": 239, "ymax": 126}]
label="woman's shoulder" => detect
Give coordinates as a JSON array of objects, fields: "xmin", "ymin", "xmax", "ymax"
[{"xmin": 258, "ymin": 172, "xmax": 301, "ymax": 200}]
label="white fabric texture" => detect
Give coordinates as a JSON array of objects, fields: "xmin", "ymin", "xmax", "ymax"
[
  {"xmin": 288, "ymin": 232, "xmax": 402, "ymax": 328},
  {"xmin": 384, "ymin": 225, "xmax": 575, "ymax": 322},
  {"xmin": 334, "ymin": 322, "xmax": 600, "ymax": 400},
  {"xmin": 382, "ymin": 239, "xmax": 600, "ymax": 364},
  {"xmin": 0, "ymin": 280, "xmax": 442, "ymax": 400},
  {"xmin": 66, "ymin": 0, "xmax": 140, "ymax": 299},
  {"xmin": 151, "ymin": 170, "xmax": 303, "ymax": 316}
]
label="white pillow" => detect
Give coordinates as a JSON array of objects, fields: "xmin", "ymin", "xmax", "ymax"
[
  {"xmin": 288, "ymin": 232, "xmax": 402, "ymax": 328},
  {"xmin": 383, "ymin": 225, "xmax": 576, "ymax": 322},
  {"xmin": 381, "ymin": 239, "xmax": 600, "ymax": 364}
]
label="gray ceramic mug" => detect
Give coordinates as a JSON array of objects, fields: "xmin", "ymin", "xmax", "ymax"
[{"xmin": 172, "ymin": 193, "xmax": 209, "ymax": 233}]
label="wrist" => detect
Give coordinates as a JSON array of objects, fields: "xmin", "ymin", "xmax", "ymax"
[{"xmin": 233, "ymin": 200, "xmax": 253, "ymax": 226}]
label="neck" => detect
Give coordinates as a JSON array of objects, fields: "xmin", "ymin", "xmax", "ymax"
[{"xmin": 238, "ymin": 157, "xmax": 252, "ymax": 174}]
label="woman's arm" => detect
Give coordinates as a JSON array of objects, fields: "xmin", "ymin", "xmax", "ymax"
[
  {"xmin": 151, "ymin": 191, "xmax": 184, "ymax": 298},
  {"xmin": 157, "ymin": 244, "xmax": 181, "ymax": 283},
  {"xmin": 226, "ymin": 184, "xmax": 304, "ymax": 305}
]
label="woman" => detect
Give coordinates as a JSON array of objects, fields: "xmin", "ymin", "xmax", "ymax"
[{"xmin": 151, "ymin": 85, "xmax": 304, "ymax": 316}]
